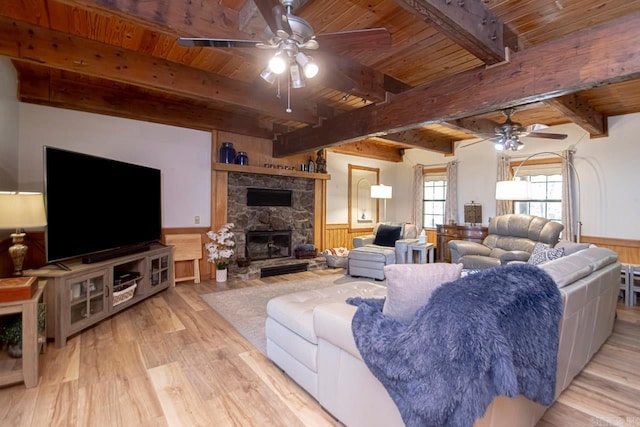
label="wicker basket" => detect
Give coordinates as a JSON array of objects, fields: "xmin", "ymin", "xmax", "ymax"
[
  {"xmin": 113, "ymin": 282, "xmax": 137, "ymax": 306},
  {"xmin": 295, "ymin": 249, "xmax": 318, "ymax": 259}
]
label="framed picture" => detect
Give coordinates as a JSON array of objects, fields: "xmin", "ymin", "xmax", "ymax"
[{"xmin": 348, "ymin": 164, "xmax": 380, "ymax": 232}]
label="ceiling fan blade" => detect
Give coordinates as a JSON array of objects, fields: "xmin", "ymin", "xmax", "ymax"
[
  {"xmin": 525, "ymin": 132, "xmax": 568, "ymax": 140},
  {"xmin": 315, "ymin": 28, "xmax": 391, "ymax": 52},
  {"xmin": 177, "ymin": 38, "xmax": 263, "ymax": 48},
  {"xmin": 254, "ymin": 0, "xmax": 292, "ymax": 40}
]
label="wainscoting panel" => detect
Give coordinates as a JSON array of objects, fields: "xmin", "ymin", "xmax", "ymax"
[{"xmin": 581, "ymin": 235, "xmax": 640, "ymax": 264}]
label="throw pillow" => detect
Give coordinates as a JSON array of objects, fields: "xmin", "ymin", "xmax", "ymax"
[
  {"xmin": 373, "ymin": 224, "xmax": 402, "ymax": 247},
  {"xmin": 527, "ymin": 242, "xmax": 565, "ymax": 265},
  {"xmin": 382, "ymin": 263, "xmax": 463, "ymax": 323}
]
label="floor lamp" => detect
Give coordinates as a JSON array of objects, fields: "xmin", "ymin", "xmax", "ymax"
[
  {"xmin": 371, "ymin": 184, "xmax": 392, "ymax": 223},
  {"xmin": 0, "ymin": 192, "xmax": 48, "ymax": 276},
  {"xmin": 495, "ymin": 151, "xmax": 581, "ymax": 242}
]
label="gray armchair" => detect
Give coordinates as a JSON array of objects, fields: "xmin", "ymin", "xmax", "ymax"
[
  {"xmin": 448, "ymin": 214, "xmax": 564, "ymax": 269},
  {"xmin": 348, "ymin": 222, "xmax": 419, "ymax": 280}
]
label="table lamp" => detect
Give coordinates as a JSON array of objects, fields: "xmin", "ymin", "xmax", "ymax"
[
  {"xmin": 0, "ymin": 192, "xmax": 47, "ymax": 276},
  {"xmin": 371, "ymin": 184, "xmax": 392, "ymax": 222}
]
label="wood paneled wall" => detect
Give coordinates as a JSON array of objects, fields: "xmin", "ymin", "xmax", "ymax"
[
  {"xmin": 581, "ymin": 235, "xmax": 640, "ymax": 264},
  {"xmin": 323, "ymin": 225, "xmax": 439, "ymax": 251}
]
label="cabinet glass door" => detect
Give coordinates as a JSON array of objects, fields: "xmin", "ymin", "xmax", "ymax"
[
  {"xmin": 150, "ymin": 255, "xmax": 170, "ymax": 287},
  {"xmin": 69, "ymin": 274, "xmax": 107, "ymax": 326}
]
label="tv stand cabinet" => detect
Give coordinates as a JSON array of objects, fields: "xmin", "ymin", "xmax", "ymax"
[{"xmin": 24, "ymin": 244, "xmax": 173, "ymax": 348}]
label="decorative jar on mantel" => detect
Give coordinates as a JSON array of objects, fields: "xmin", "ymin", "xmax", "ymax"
[{"xmin": 219, "ymin": 142, "xmax": 236, "ymax": 164}]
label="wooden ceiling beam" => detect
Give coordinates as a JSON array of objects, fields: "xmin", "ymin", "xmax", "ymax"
[
  {"xmin": 329, "ymin": 140, "xmax": 404, "ymax": 163},
  {"xmin": 378, "ymin": 130, "xmax": 454, "ymax": 154},
  {"xmin": 391, "ymin": 0, "xmax": 517, "ymax": 64},
  {"xmin": 15, "ymin": 63, "xmax": 273, "ymax": 139},
  {"xmin": 0, "ymin": 16, "xmax": 317, "ymax": 124},
  {"xmin": 442, "ymin": 117, "xmax": 498, "ymax": 136},
  {"xmin": 544, "ymin": 94, "xmax": 608, "ymax": 138},
  {"xmin": 273, "ymin": 12, "xmax": 640, "ymax": 157}
]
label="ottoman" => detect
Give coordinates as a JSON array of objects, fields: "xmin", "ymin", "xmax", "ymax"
[
  {"xmin": 265, "ymin": 281, "xmax": 387, "ymax": 398},
  {"xmin": 347, "ymin": 245, "xmax": 396, "ymax": 280}
]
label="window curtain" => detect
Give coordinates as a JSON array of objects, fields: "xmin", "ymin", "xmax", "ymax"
[
  {"xmin": 562, "ymin": 150, "xmax": 578, "ymax": 242},
  {"xmin": 444, "ymin": 161, "xmax": 458, "ymax": 224},
  {"xmin": 412, "ymin": 164, "xmax": 424, "ymax": 226},
  {"xmin": 496, "ymin": 154, "xmax": 513, "ymax": 216}
]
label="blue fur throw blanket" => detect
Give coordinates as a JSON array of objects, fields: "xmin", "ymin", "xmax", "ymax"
[{"xmin": 347, "ymin": 263, "xmax": 562, "ymax": 427}]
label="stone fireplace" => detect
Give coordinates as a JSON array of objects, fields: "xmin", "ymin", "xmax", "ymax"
[{"xmin": 226, "ymin": 172, "xmax": 315, "ymax": 260}]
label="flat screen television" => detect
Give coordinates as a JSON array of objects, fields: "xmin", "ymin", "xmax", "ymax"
[{"xmin": 44, "ymin": 146, "xmax": 162, "ymax": 263}]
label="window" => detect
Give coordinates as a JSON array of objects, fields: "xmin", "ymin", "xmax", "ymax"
[
  {"xmin": 511, "ymin": 161, "xmax": 562, "ymax": 223},
  {"xmin": 423, "ymin": 169, "xmax": 447, "ymax": 229}
]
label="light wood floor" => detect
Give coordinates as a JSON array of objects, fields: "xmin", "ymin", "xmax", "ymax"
[{"xmin": 0, "ymin": 269, "xmax": 638, "ymax": 427}]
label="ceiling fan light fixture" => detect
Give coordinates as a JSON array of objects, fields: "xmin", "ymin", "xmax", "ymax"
[
  {"xmin": 260, "ymin": 67, "xmax": 277, "ymax": 84},
  {"xmin": 268, "ymin": 53, "xmax": 287, "ymax": 74},
  {"xmin": 296, "ymin": 52, "xmax": 318, "ymax": 78},
  {"xmin": 290, "ymin": 63, "xmax": 305, "ymax": 88}
]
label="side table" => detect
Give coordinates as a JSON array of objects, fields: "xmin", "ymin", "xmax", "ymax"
[
  {"xmin": 407, "ymin": 242, "xmax": 435, "ymax": 264},
  {"xmin": 0, "ymin": 281, "xmax": 46, "ymax": 388}
]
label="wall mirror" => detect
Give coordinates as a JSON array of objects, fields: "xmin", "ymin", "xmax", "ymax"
[{"xmin": 348, "ymin": 164, "xmax": 380, "ymax": 232}]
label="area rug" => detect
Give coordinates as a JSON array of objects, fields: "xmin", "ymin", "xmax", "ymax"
[{"xmin": 200, "ymin": 274, "xmax": 382, "ymax": 354}]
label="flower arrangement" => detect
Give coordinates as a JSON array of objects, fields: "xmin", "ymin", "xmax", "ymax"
[{"xmin": 205, "ymin": 223, "xmax": 235, "ymax": 270}]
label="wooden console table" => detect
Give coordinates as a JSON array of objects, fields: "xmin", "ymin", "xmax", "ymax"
[
  {"xmin": 436, "ymin": 224, "xmax": 489, "ymax": 263},
  {"xmin": 0, "ymin": 281, "xmax": 46, "ymax": 388}
]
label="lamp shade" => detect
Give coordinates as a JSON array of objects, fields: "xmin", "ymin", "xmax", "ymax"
[
  {"xmin": 0, "ymin": 192, "xmax": 48, "ymax": 229},
  {"xmin": 370, "ymin": 184, "xmax": 392, "ymax": 199},
  {"xmin": 495, "ymin": 180, "xmax": 530, "ymax": 200}
]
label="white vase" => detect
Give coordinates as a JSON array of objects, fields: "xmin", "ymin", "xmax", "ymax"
[{"xmin": 216, "ymin": 268, "xmax": 228, "ymax": 282}]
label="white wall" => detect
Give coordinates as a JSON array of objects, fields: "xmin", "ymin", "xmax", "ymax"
[
  {"xmin": 0, "ymin": 57, "xmax": 19, "ymax": 190},
  {"xmin": 325, "ymin": 151, "xmax": 397, "ymax": 223},
  {"xmin": 394, "ymin": 114, "xmax": 640, "ymax": 240},
  {"xmin": 17, "ymin": 104, "xmax": 212, "ymax": 228}
]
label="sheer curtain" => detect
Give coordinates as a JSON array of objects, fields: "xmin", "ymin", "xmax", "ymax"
[
  {"xmin": 444, "ymin": 161, "xmax": 458, "ymax": 224},
  {"xmin": 561, "ymin": 150, "xmax": 578, "ymax": 241},
  {"xmin": 412, "ymin": 164, "xmax": 424, "ymax": 227},
  {"xmin": 496, "ymin": 154, "xmax": 513, "ymax": 216}
]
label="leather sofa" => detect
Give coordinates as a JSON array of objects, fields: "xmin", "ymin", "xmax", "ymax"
[
  {"xmin": 347, "ymin": 222, "xmax": 419, "ymax": 280},
  {"xmin": 265, "ymin": 246, "xmax": 620, "ymax": 427},
  {"xmin": 449, "ymin": 214, "xmax": 564, "ymax": 269}
]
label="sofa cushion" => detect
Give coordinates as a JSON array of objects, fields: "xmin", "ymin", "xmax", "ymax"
[
  {"xmin": 373, "ymin": 225, "xmax": 402, "ymax": 247},
  {"xmin": 382, "ymin": 263, "xmax": 463, "ymax": 323},
  {"xmin": 528, "ymin": 242, "xmax": 565, "ymax": 265},
  {"xmin": 538, "ymin": 254, "xmax": 593, "ymax": 288},
  {"xmin": 555, "ymin": 240, "xmax": 591, "ymax": 255}
]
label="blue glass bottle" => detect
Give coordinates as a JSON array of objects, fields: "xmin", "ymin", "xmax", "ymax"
[
  {"xmin": 219, "ymin": 142, "xmax": 236, "ymax": 164},
  {"xmin": 235, "ymin": 151, "xmax": 249, "ymax": 165}
]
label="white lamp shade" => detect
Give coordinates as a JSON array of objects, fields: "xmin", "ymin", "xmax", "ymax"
[
  {"xmin": 371, "ymin": 184, "xmax": 392, "ymax": 199},
  {"xmin": 495, "ymin": 180, "xmax": 530, "ymax": 200},
  {"xmin": 0, "ymin": 192, "xmax": 48, "ymax": 229}
]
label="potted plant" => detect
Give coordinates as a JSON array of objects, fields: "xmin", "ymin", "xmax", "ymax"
[
  {"xmin": 205, "ymin": 223, "xmax": 235, "ymax": 282},
  {"xmin": 0, "ymin": 314, "xmax": 23, "ymax": 358}
]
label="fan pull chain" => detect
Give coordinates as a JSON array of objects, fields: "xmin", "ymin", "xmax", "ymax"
[{"xmin": 276, "ymin": 78, "xmax": 281, "ymax": 99}]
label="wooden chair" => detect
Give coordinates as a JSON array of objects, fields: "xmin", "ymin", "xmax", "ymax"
[{"xmin": 164, "ymin": 234, "xmax": 202, "ymax": 284}]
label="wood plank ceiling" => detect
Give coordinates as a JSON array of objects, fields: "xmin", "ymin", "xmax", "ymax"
[{"xmin": 2, "ymin": 0, "xmax": 640, "ymax": 161}]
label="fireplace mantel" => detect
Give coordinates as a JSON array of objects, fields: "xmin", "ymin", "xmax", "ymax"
[{"xmin": 213, "ymin": 163, "xmax": 331, "ymax": 180}]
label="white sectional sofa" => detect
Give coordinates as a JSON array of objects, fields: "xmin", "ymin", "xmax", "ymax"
[{"xmin": 265, "ymin": 247, "xmax": 620, "ymax": 427}]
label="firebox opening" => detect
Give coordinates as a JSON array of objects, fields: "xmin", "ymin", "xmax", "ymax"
[{"xmin": 246, "ymin": 230, "xmax": 292, "ymax": 260}]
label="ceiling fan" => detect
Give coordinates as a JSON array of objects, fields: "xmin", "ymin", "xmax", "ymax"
[
  {"xmin": 482, "ymin": 108, "xmax": 568, "ymax": 151},
  {"xmin": 177, "ymin": 0, "xmax": 391, "ymax": 112}
]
